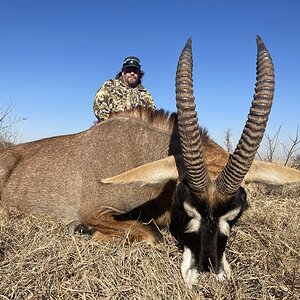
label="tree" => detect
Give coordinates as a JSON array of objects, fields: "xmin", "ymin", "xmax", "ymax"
[
  {"xmin": 264, "ymin": 125, "xmax": 282, "ymax": 162},
  {"xmin": 224, "ymin": 128, "xmax": 233, "ymax": 153},
  {"xmin": 0, "ymin": 99, "xmax": 26, "ymax": 148},
  {"xmin": 283, "ymin": 125, "xmax": 300, "ymax": 167}
]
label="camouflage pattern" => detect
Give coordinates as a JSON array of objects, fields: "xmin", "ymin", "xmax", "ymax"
[{"xmin": 93, "ymin": 78, "xmax": 155, "ymax": 121}]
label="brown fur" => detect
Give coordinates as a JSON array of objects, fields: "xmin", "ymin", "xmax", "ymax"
[
  {"xmin": 0, "ymin": 108, "xmax": 214, "ymax": 244},
  {"xmin": 108, "ymin": 108, "xmax": 178, "ymax": 133}
]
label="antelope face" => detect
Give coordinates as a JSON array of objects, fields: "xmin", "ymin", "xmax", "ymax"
[{"xmin": 172, "ymin": 183, "xmax": 248, "ymax": 285}]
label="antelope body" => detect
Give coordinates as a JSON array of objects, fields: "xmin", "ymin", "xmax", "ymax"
[{"xmin": 1, "ymin": 36, "xmax": 300, "ymax": 285}]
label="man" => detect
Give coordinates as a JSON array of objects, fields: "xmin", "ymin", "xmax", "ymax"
[{"xmin": 93, "ymin": 56, "xmax": 155, "ymax": 121}]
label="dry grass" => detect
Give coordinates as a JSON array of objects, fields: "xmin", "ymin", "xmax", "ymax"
[{"xmin": 0, "ymin": 185, "xmax": 299, "ymax": 300}]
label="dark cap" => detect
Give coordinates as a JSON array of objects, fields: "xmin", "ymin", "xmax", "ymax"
[{"xmin": 122, "ymin": 56, "xmax": 141, "ymax": 70}]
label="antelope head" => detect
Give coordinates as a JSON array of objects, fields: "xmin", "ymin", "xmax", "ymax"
[
  {"xmin": 173, "ymin": 36, "xmax": 274, "ymax": 284},
  {"xmin": 101, "ymin": 36, "xmax": 275, "ymax": 285}
]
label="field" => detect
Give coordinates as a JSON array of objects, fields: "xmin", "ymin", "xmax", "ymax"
[{"xmin": 0, "ymin": 184, "xmax": 299, "ymax": 300}]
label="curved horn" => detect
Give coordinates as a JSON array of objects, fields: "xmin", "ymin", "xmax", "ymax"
[
  {"xmin": 176, "ymin": 37, "xmax": 209, "ymax": 193},
  {"xmin": 217, "ymin": 35, "xmax": 275, "ymax": 195}
]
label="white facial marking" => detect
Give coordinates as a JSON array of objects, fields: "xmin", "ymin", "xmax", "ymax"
[
  {"xmin": 219, "ymin": 206, "xmax": 241, "ymax": 237},
  {"xmin": 215, "ymin": 252, "xmax": 231, "ymax": 281},
  {"xmin": 181, "ymin": 246, "xmax": 199, "ymax": 286},
  {"xmin": 185, "ymin": 219, "xmax": 200, "ymax": 233},
  {"xmin": 183, "ymin": 202, "xmax": 201, "ymax": 233}
]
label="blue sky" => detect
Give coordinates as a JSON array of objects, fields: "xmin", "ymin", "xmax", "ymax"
[{"xmin": 1, "ymin": 1, "xmax": 299, "ymax": 157}]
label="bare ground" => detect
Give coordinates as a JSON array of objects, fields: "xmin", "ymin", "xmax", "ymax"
[{"xmin": 0, "ymin": 184, "xmax": 299, "ymax": 300}]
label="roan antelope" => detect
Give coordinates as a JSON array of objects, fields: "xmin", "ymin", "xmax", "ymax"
[{"xmin": 1, "ymin": 36, "xmax": 300, "ymax": 285}]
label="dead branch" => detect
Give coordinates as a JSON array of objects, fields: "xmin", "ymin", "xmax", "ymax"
[{"xmin": 283, "ymin": 125, "xmax": 300, "ymax": 166}]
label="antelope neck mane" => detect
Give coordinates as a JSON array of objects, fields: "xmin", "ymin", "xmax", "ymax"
[
  {"xmin": 108, "ymin": 107, "xmax": 178, "ymax": 133},
  {"xmin": 104, "ymin": 107, "xmax": 211, "ymax": 144}
]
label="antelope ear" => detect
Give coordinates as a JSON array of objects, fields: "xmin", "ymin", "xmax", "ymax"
[
  {"xmin": 244, "ymin": 160, "xmax": 300, "ymax": 185},
  {"xmin": 100, "ymin": 155, "xmax": 183, "ymax": 185}
]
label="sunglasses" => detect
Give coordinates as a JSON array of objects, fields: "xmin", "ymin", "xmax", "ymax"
[{"xmin": 123, "ymin": 67, "xmax": 140, "ymax": 74}]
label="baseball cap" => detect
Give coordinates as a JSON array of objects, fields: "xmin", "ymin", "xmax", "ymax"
[{"xmin": 122, "ymin": 56, "xmax": 141, "ymax": 70}]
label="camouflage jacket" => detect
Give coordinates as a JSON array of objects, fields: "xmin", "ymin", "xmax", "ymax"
[{"xmin": 93, "ymin": 78, "xmax": 155, "ymax": 121}]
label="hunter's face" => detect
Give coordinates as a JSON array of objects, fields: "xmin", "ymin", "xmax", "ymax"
[{"xmin": 122, "ymin": 68, "xmax": 140, "ymax": 87}]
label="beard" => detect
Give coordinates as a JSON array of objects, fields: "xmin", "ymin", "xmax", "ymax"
[{"xmin": 127, "ymin": 77, "xmax": 139, "ymax": 87}]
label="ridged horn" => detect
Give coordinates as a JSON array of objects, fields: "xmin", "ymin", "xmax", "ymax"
[
  {"xmin": 176, "ymin": 37, "xmax": 209, "ymax": 193},
  {"xmin": 217, "ymin": 35, "xmax": 275, "ymax": 195}
]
